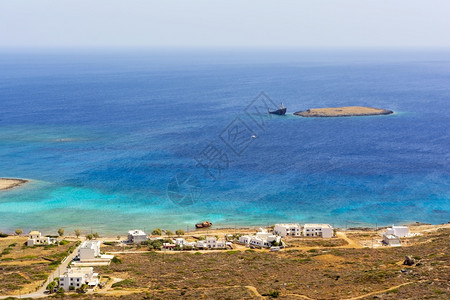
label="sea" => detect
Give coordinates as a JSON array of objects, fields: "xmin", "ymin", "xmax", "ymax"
[{"xmin": 0, "ymin": 49, "xmax": 449, "ymax": 234}]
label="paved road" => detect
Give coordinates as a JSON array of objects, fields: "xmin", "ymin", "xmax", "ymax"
[{"xmin": 0, "ymin": 244, "xmax": 82, "ymax": 299}]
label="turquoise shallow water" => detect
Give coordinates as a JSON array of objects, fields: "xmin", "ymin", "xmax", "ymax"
[{"xmin": 0, "ymin": 50, "xmax": 449, "ymax": 234}]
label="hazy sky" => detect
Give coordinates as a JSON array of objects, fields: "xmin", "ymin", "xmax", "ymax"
[{"xmin": 1, "ymin": 0, "xmax": 449, "ymax": 49}]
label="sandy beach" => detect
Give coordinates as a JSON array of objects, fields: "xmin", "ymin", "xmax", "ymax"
[
  {"xmin": 294, "ymin": 106, "xmax": 393, "ymax": 117},
  {"xmin": 0, "ymin": 178, "xmax": 28, "ymax": 191}
]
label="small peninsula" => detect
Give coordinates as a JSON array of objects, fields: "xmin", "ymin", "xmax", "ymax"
[
  {"xmin": 0, "ymin": 178, "xmax": 28, "ymax": 191},
  {"xmin": 294, "ymin": 106, "xmax": 393, "ymax": 117}
]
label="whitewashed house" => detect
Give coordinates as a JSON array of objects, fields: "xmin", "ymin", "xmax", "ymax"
[
  {"xmin": 27, "ymin": 231, "xmax": 56, "ymax": 246},
  {"xmin": 174, "ymin": 238, "xmax": 196, "ymax": 248},
  {"xmin": 127, "ymin": 230, "xmax": 148, "ymax": 244},
  {"xmin": 238, "ymin": 229, "xmax": 281, "ymax": 248},
  {"xmin": 385, "ymin": 226, "xmax": 409, "ymax": 238},
  {"xmin": 239, "ymin": 235, "xmax": 251, "ymax": 245},
  {"xmin": 75, "ymin": 240, "xmax": 113, "ymax": 264},
  {"xmin": 250, "ymin": 236, "xmax": 271, "ymax": 247},
  {"xmin": 205, "ymin": 236, "xmax": 226, "ymax": 249},
  {"xmin": 196, "ymin": 240, "xmax": 207, "ymax": 248},
  {"xmin": 273, "ymin": 224, "xmax": 301, "ymax": 237},
  {"xmin": 174, "ymin": 238, "xmax": 185, "ymax": 246},
  {"xmin": 382, "ymin": 233, "xmax": 401, "ymax": 247},
  {"xmin": 59, "ymin": 267, "xmax": 99, "ymax": 290},
  {"xmin": 303, "ymin": 224, "xmax": 334, "ymax": 238},
  {"xmin": 78, "ymin": 241, "xmax": 101, "ymax": 261}
]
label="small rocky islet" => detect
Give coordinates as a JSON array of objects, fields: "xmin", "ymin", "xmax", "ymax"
[{"xmin": 293, "ymin": 106, "xmax": 393, "ymax": 117}]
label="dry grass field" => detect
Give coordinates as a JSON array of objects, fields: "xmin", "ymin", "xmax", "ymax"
[
  {"xmin": 284, "ymin": 237, "xmax": 348, "ymax": 248},
  {"xmin": 0, "ymin": 236, "xmax": 78, "ymax": 295},
  {"xmin": 37, "ymin": 227, "xmax": 447, "ymax": 299}
]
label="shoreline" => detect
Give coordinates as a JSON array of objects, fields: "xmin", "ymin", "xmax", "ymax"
[
  {"xmin": 0, "ymin": 221, "xmax": 444, "ymax": 238},
  {"xmin": 0, "ymin": 178, "xmax": 28, "ymax": 191},
  {"xmin": 294, "ymin": 106, "xmax": 394, "ymax": 117}
]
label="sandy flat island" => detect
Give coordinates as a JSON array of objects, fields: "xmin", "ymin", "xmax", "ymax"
[
  {"xmin": 0, "ymin": 178, "xmax": 28, "ymax": 191},
  {"xmin": 294, "ymin": 106, "xmax": 393, "ymax": 117}
]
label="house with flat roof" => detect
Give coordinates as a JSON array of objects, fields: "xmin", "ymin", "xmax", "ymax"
[
  {"xmin": 239, "ymin": 228, "xmax": 281, "ymax": 248},
  {"xmin": 273, "ymin": 224, "xmax": 301, "ymax": 237},
  {"xmin": 127, "ymin": 230, "xmax": 148, "ymax": 244},
  {"xmin": 59, "ymin": 267, "xmax": 99, "ymax": 291},
  {"xmin": 303, "ymin": 224, "xmax": 334, "ymax": 238},
  {"xmin": 239, "ymin": 235, "xmax": 251, "ymax": 245},
  {"xmin": 75, "ymin": 240, "xmax": 113, "ymax": 264},
  {"xmin": 205, "ymin": 236, "xmax": 226, "ymax": 249},
  {"xmin": 27, "ymin": 231, "xmax": 56, "ymax": 246},
  {"xmin": 174, "ymin": 238, "xmax": 196, "ymax": 248},
  {"xmin": 385, "ymin": 226, "xmax": 409, "ymax": 238},
  {"xmin": 382, "ymin": 233, "xmax": 401, "ymax": 247},
  {"xmin": 196, "ymin": 240, "xmax": 207, "ymax": 249},
  {"xmin": 78, "ymin": 240, "xmax": 101, "ymax": 261}
]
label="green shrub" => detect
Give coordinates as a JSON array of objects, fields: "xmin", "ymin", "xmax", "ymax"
[
  {"xmin": 111, "ymin": 256, "xmax": 122, "ymax": 264},
  {"xmin": 59, "ymin": 240, "xmax": 69, "ymax": 245},
  {"xmin": 262, "ymin": 291, "xmax": 280, "ymax": 298},
  {"xmin": 152, "ymin": 228, "xmax": 162, "ymax": 236},
  {"xmin": 111, "ymin": 279, "xmax": 136, "ymax": 288},
  {"xmin": 146, "ymin": 239, "xmax": 163, "ymax": 250},
  {"xmin": 103, "ymin": 241, "xmax": 118, "ymax": 246}
]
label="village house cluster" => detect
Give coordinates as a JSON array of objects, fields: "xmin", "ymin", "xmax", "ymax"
[
  {"xmin": 239, "ymin": 228, "xmax": 282, "ymax": 248},
  {"xmin": 127, "ymin": 229, "xmax": 232, "ymax": 249},
  {"xmin": 164, "ymin": 236, "xmax": 231, "ymax": 249},
  {"xmin": 125, "ymin": 224, "xmax": 335, "ymax": 251},
  {"xmin": 22, "ymin": 222, "xmax": 415, "ymax": 294},
  {"xmin": 61, "ymin": 239, "xmax": 113, "ymax": 290}
]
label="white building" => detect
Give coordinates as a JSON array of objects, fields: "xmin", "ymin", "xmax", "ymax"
[
  {"xmin": 127, "ymin": 230, "xmax": 148, "ymax": 244},
  {"xmin": 383, "ymin": 233, "xmax": 401, "ymax": 247},
  {"xmin": 239, "ymin": 235, "xmax": 251, "ymax": 245},
  {"xmin": 74, "ymin": 240, "xmax": 113, "ymax": 265},
  {"xmin": 250, "ymin": 237, "xmax": 271, "ymax": 248},
  {"xmin": 273, "ymin": 224, "xmax": 301, "ymax": 237},
  {"xmin": 385, "ymin": 226, "xmax": 409, "ymax": 238},
  {"xmin": 205, "ymin": 236, "xmax": 226, "ymax": 249},
  {"xmin": 239, "ymin": 229, "xmax": 281, "ymax": 248},
  {"xmin": 59, "ymin": 267, "xmax": 99, "ymax": 291},
  {"xmin": 174, "ymin": 238, "xmax": 196, "ymax": 248},
  {"xmin": 303, "ymin": 224, "xmax": 334, "ymax": 238},
  {"xmin": 27, "ymin": 231, "xmax": 55, "ymax": 246},
  {"xmin": 78, "ymin": 241, "xmax": 101, "ymax": 261},
  {"xmin": 196, "ymin": 240, "xmax": 207, "ymax": 248}
]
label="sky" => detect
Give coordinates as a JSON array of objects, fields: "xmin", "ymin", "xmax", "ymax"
[{"xmin": 1, "ymin": 0, "xmax": 449, "ymax": 49}]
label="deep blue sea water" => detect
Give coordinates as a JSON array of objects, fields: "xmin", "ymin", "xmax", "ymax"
[{"xmin": 0, "ymin": 49, "xmax": 449, "ymax": 234}]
